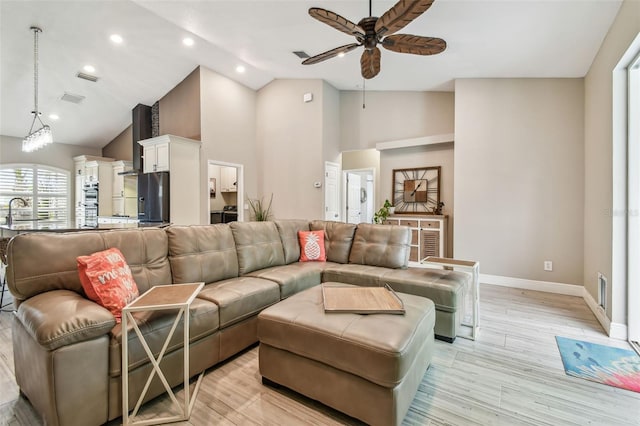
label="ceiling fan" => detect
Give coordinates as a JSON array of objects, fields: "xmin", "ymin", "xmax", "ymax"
[{"xmin": 302, "ymin": 0, "xmax": 446, "ymax": 79}]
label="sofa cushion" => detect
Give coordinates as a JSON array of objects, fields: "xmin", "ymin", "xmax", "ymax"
[
  {"xmin": 349, "ymin": 224, "xmax": 410, "ymax": 269},
  {"xmin": 322, "ymin": 264, "xmax": 391, "ymax": 287},
  {"xmin": 166, "ymin": 224, "xmax": 239, "ymax": 283},
  {"xmin": 15, "ymin": 289, "xmax": 116, "ymax": 351},
  {"xmin": 108, "ymin": 298, "xmax": 219, "ymax": 377},
  {"xmin": 230, "ymin": 222, "xmax": 285, "ymax": 275},
  {"xmin": 274, "ymin": 220, "xmax": 310, "ymax": 264},
  {"xmin": 382, "ymin": 268, "xmax": 468, "ymax": 312},
  {"xmin": 309, "ymin": 221, "xmax": 357, "ymax": 264},
  {"xmin": 246, "ymin": 263, "xmax": 324, "ymax": 299},
  {"xmin": 196, "ymin": 277, "xmax": 280, "ymax": 328},
  {"xmin": 7, "ymin": 229, "xmax": 171, "ymax": 303}
]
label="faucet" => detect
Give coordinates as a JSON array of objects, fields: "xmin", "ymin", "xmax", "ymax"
[{"xmin": 6, "ymin": 197, "xmax": 28, "ymax": 226}]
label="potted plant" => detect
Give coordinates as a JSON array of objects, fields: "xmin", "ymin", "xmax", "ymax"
[
  {"xmin": 373, "ymin": 199, "xmax": 392, "ymax": 224},
  {"xmin": 247, "ymin": 194, "xmax": 273, "ymax": 221}
]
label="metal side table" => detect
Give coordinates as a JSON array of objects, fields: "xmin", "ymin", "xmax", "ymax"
[
  {"xmin": 422, "ymin": 256, "xmax": 480, "ymax": 340},
  {"xmin": 122, "ymin": 282, "xmax": 204, "ymax": 425}
]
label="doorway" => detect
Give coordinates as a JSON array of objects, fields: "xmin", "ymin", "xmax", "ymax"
[
  {"xmin": 343, "ymin": 168, "xmax": 375, "ymax": 225},
  {"xmin": 207, "ymin": 160, "xmax": 244, "ymax": 223}
]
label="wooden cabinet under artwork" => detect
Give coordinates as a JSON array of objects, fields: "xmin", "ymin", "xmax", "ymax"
[{"xmin": 383, "ymin": 215, "xmax": 448, "ymax": 263}]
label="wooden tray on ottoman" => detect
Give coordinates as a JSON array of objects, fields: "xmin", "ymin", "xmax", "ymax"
[{"xmin": 321, "ymin": 283, "xmax": 405, "ymax": 314}]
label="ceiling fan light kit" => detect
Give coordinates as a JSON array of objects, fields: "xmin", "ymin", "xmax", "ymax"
[
  {"xmin": 302, "ymin": 0, "xmax": 446, "ymax": 79},
  {"xmin": 23, "ymin": 26, "xmax": 53, "ymax": 153}
]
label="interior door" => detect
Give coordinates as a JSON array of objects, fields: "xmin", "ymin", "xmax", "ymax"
[
  {"xmin": 324, "ymin": 162, "xmax": 340, "ymax": 221},
  {"xmin": 346, "ymin": 173, "xmax": 361, "ymax": 224}
]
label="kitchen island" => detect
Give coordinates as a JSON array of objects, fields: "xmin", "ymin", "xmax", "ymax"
[{"xmin": 0, "ymin": 221, "xmax": 170, "ymax": 238}]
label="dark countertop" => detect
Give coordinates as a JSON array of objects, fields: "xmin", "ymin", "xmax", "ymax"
[{"xmin": 0, "ymin": 221, "xmax": 170, "ymax": 236}]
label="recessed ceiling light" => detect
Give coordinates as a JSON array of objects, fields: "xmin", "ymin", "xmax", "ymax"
[
  {"xmin": 83, "ymin": 65, "xmax": 95, "ymax": 73},
  {"xmin": 235, "ymin": 65, "xmax": 246, "ymax": 73},
  {"xmin": 337, "ymin": 52, "xmax": 345, "ymax": 58},
  {"xmin": 48, "ymin": 114, "xmax": 59, "ymax": 120},
  {"xmin": 183, "ymin": 37, "xmax": 194, "ymax": 47},
  {"xmin": 110, "ymin": 34, "xmax": 123, "ymax": 44}
]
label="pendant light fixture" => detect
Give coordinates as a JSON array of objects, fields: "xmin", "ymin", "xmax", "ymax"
[{"xmin": 22, "ymin": 26, "xmax": 53, "ymax": 153}]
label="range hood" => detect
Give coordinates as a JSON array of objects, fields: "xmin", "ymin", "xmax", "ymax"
[{"xmin": 118, "ymin": 103, "xmax": 152, "ymax": 176}]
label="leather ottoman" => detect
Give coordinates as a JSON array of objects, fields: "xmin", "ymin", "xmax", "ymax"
[{"xmin": 257, "ymin": 284, "xmax": 435, "ymax": 426}]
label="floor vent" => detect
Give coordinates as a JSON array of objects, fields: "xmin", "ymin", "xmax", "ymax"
[
  {"xmin": 598, "ymin": 272, "xmax": 607, "ymax": 310},
  {"xmin": 61, "ymin": 92, "xmax": 85, "ymax": 104},
  {"xmin": 76, "ymin": 72, "xmax": 99, "ymax": 82}
]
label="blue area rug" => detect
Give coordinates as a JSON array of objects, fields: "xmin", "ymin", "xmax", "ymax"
[{"xmin": 555, "ymin": 336, "xmax": 640, "ymax": 393}]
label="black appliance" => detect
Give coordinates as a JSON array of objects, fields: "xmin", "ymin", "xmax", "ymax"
[
  {"xmin": 83, "ymin": 182, "xmax": 99, "ymax": 227},
  {"xmin": 119, "ymin": 103, "xmax": 152, "ymax": 176},
  {"xmin": 222, "ymin": 205, "xmax": 237, "ymax": 223},
  {"xmin": 138, "ymin": 172, "xmax": 169, "ymax": 223}
]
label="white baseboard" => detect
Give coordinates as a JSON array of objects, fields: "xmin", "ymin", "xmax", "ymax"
[
  {"xmin": 610, "ymin": 322, "xmax": 628, "ymax": 340},
  {"xmin": 582, "ymin": 286, "xmax": 612, "ymax": 335},
  {"xmin": 479, "ymin": 273, "xmax": 628, "ymax": 341},
  {"xmin": 479, "ymin": 273, "xmax": 583, "ymax": 296}
]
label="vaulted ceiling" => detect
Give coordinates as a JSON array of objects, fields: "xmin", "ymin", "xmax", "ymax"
[{"xmin": 0, "ymin": 0, "xmax": 622, "ymax": 149}]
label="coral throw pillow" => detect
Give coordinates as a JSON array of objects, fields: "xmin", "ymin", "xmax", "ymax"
[
  {"xmin": 77, "ymin": 248, "xmax": 139, "ymax": 323},
  {"xmin": 298, "ymin": 230, "xmax": 326, "ymax": 262}
]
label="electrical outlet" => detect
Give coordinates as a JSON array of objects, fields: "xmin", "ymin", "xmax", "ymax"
[{"xmin": 544, "ymin": 261, "xmax": 553, "ymax": 271}]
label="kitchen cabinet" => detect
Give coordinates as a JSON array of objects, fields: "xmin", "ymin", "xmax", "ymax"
[
  {"xmin": 73, "ymin": 155, "xmax": 114, "ymax": 225},
  {"xmin": 138, "ymin": 135, "xmax": 202, "ymax": 225},
  {"xmin": 220, "ymin": 167, "xmax": 237, "ymax": 192},
  {"xmin": 111, "ymin": 161, "xmax": 137, "ymax": 217},
  {"xmin": 383, "ymin": 215, "xmax": 448, "ymax": 263},
  {"xmin": 142, "ymin": 141, "xmax": 169, "ymax": 173}
]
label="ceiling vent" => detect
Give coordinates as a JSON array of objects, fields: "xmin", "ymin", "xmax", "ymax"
[
  {"xmin": 293, "ymin": 51, "xmax": 310, "ymax": 59},
  {"xmin": 61, "ymin": 92, "xmax": 85, "ymax": 104},
  {"xmin": 76, "ymin": 72, "xmax": 99, "ymax": 82}
]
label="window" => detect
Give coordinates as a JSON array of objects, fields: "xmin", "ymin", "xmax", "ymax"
[{"xmin": 0, "ymin": 164, "xmax": 70, "ymax": 224}]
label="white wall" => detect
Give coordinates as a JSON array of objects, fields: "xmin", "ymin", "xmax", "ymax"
[
  {"xmin": 256, "ymin": 79, "xmax": 326, "ymax": 220},
  {"xmin": 454, "ymin": 79, "xmax": 585, "ymax": 286},
  {"xmin": 584, "ymin": 0, "xmax": 640, "ymax": 324},
  {"xmin": 200, "ymin": 66, "xmax": 257, "ymax": 223}
]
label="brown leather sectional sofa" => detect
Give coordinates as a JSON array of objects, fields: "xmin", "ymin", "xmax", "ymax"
[{"xmin": 6, "ymin": 219, "xmax": 469, "ymax": 426}]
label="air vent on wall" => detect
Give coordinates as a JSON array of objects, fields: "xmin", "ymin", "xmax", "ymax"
[
  {"xmin": 293, "ymin": 51, "xmax": 310, "ymax": 59},
  {"xmin": 76, "ymin": 72, "xmax": 99, "ymax": 82},
  {"xmin": 61, "ymin": 92, "xmax": 85, "ymax": 104}
]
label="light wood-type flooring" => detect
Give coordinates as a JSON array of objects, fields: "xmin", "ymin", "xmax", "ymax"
[{"xmin": 1, "ymin": 284, "xmax": 639, "ymax": 425}]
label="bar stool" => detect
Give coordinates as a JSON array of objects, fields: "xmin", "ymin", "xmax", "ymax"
[{"xmin": 0, "ymin": 237, "xmax": 12, "ymax": 311}]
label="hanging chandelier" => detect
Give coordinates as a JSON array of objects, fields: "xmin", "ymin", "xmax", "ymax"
[{"xmin": 22, "ymin": 26, "xmax": 53, "ymax": 153}]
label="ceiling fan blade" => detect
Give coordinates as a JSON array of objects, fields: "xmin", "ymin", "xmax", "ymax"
[
  {"xmin": 375, "ymin": 0, "xmax": 434, "ymax": 37},
  {"xmin": 302, "ymin": 43, "xmax": 360, "ymax": 65},
  {"xmin": 382, "ymin": 34, "xmax": 446, "ymax": 55},
  {"xmin": 309, "ymin": 8, "xmax": 365, "ymax": 38},
  {"xmin": 360, "ymin": 47, "xmax": 381, "ymax": 79}
]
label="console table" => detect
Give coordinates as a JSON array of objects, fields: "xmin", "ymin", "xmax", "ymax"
[
  {"xmin": 422, "ymin": 256, "xmax": 479, "ymax": 340},
  {"xmin": 122, "ymin": 282, "xmax": 204, "ymax": 425}
]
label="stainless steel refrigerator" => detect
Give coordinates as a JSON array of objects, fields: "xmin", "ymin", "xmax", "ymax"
[{"xmin": 138, "ymin": 172, "xmax": 169, "ymax": 222}]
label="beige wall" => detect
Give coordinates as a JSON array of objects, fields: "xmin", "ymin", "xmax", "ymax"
[
  {"xmin": 454, "ymin": 78, "xmax": 585, "ymax": 285},
  {"xmin": 256, "ymin": 79, "xmax": 326, "ymax": 220},
  {"xmin": 200, "ymin": 66, "xmax": 257, "ymax": 223},
  {"xmin": 322, "ymin": 81, "xmax": 341, "ymax": 164},
  {"xmin": 340, "ymin": 91, "xmax": 454, "ymax": 151},
  {"xmin": 584, "ymin": 0, "xmax": 640, "ymax": 323},
  {"xmin": 102, "ymin": 125, "xmax": 132, "ymax": 160},
  {"xmin": 1, "ymin": 135, "xmax": 102, "ymax": 170},
  {"xmin": 160, "ymin": 67, "xmax": 201, "ymax": 140}
]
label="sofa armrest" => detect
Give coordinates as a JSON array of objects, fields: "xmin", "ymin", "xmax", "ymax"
[{"xmin": 15, "ymin": 289, "xmax": 116, "ymax": 351}]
